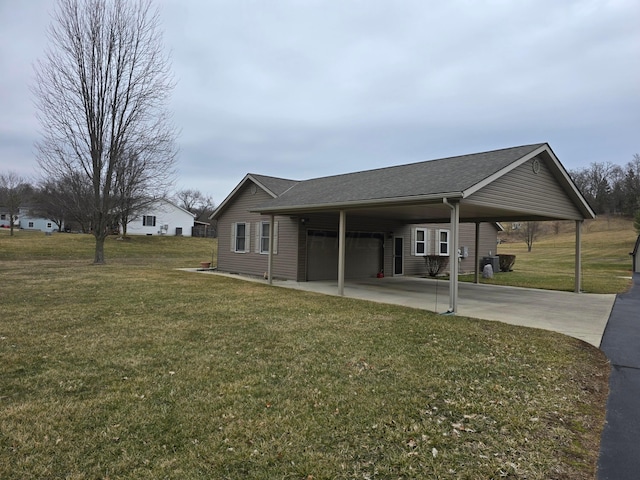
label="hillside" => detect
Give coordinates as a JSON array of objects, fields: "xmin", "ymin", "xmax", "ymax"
[{"xmin": 493, "ymin": 216, "xmax": 636, "ymax": 293}]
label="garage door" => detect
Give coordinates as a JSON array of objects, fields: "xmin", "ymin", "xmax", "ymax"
[{"xmin": 307, "ymin": 230, "xmax": 383, "ymax": 281}]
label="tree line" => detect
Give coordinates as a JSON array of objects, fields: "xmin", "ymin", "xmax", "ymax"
[
  {"xmin": 569, "ymin": 154, "xmax": 640, "ymax": 217},
  {"xmin": 0, "ymin": 171, "xmax": 216, "ymax": 238}
]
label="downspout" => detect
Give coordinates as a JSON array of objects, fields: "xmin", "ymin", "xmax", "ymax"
[{"xmin": 443, "ymin": 198, "xmax": 460, "ymax": 314}]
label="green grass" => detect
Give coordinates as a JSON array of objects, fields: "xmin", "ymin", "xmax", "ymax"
[
  {"xmin": 0, "ymin": 230, "xmax": 609, "ymax": 479},
  {"xmin": 461, "ymin": 217, "xmax": 636, "ymax": 294}
]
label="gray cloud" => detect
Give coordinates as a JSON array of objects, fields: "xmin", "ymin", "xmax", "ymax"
[{"xmin": 1, "ymin": 0, "xmax": 638, "ymax": 204}]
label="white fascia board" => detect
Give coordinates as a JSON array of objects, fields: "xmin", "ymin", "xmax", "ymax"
[
  {"xmin": 462, "ymin": 144, "xmax": 548, "ymax": 198},
  {"xmin": 543, "ymin": 146, "xmax": 597, "ymax": 219},
  {"xmin": 251, "ymin": 193, "xmax": 464, "ymax": 214},
  {"xmin": 210, "ymin": 174, "xmax": 279, "ymax": 220}
]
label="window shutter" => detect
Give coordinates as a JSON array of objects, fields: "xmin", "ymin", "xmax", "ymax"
[
  {"xmin": 426, "ymin": 229, "xmax": 432, "ymax": 255},
  {"xmin": 410, "ymin": 227, "xmax": 416, "ymax": 256},
  {"xmin": 255, "ymin": 222, "xmax": 261, "ymax": 253},
  {"xmin": 230, "ymin": 223, "xmax": 236, "ymax": 252},
  {"xmin": 273, "ymin": 221, "xmax": 279, "ymax": 255},
  {"xmin": 245, "ymin": 223, "xmax": 251, "ymax": 253}
]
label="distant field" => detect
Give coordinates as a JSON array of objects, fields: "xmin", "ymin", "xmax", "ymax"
[
  {"xmin": 462, "ymin": 216, "xmax": 636, "ymax": 294},
  {"xmin": 0, "ymin": 229, "xmax": 608, "ymax": 479}
]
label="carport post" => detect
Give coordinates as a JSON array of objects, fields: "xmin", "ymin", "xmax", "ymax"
[
  {"xmin": 267, "ymin": 214, "xmax": 275, "ymax": 285},
  {"xmin": 474, "ymin": 222, "xmax": 480, "ymax": 284},
  {"xmin": 338, "ymin": 210, "xmax": 346, "ymax": 296},
  {"xmin": 444, "ymin": 198, "xmax": 460, "ymax": 313},
  {"xmin": 575, "ymin": 220, "xmax": 582, "ymax": 293}
]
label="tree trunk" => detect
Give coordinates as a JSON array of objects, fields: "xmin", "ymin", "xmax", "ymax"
[{"xmin": 94, "ymin": 233, "xmax": 106, "ymax": 264}]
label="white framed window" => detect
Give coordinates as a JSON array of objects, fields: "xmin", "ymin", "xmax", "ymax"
[
  {"xmin": 28, "ymin": 221, "xmax": 34, "ymax": 228},
  {"xmin": 411, "ymin": 227, "xmax": 430, "ymax": 256},
  {"xmin": 231, "ymin": 222, "xmax": 250, "ymax": 253},
  {"xmin": 260, "ymin": 221, "xmax": 270, "ymax": 253},
  {"xmin": 255, "ymin": 221, "xmax": 279, "ymax": 254},
  {"xmin": 438, "ymin": 229, "xmax": 450, "ymax": 256},
  {"xmin": 143, "ymin": 215, "xmax": 156, "ymax": 227},
  {"xmin": 47, "ymin": 223, "xmax": 52, "ymax": 228}
]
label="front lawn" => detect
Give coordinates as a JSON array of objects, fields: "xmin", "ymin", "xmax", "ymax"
[{"xmin": 0, "ymin": 232, "xmax": 609, "ymax": 479}]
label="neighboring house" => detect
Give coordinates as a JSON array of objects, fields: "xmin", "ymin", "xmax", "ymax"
[
  {"xmin": 0, "ymin": 211, "xmax": 17, "ymax": 228},
  {"xmin": 124, "ymin": 199, "xmax": 196, "ymax": 237},
  {"xmin": 211, "ymin": 143, "xmax": 595, "ymax": 311},
  {"xmin": 0, "ymin": 207, "xmax": 60, "ymax": 232}
]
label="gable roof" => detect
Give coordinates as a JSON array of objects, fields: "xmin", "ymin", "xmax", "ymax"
[
  {"xmin": 254, "ymin": 143, "xmax": 594, "ymax": 219},
  {"xmin": 154, "ymin": 198, "xmax": 197, "ymax": 218},
  {"xmin": 213, "ymin": 143, "xmax": 595, "ymax": 222},
  {"xmin": 257, "ymin": 144, "xmax": 545, "ymax": 212},
  {"xmin": 211, "ymin": 173, "xmax": 298, "ymax": 219}
]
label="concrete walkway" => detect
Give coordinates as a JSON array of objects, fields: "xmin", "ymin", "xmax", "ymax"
[
  {"xmin": 597, "ymin": 273, "xmax": 640, "ymax": 479},
  {"xmin": 195, "ymin": 271, "xmax": 615, "ymax": 347}
]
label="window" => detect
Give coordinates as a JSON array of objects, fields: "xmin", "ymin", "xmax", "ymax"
[
  {"xmin": 412, "ymin": 227, "xmax": 429, "ymax": 256},
  {"xmin": 0, "ymin": 214, "xmax": 5, "ymax": 220},
  {"xmin": 143, "ymin": 215, "xmax": 156, "ymax": 227},
  {"xmin": 47, "ymin": 223, "xmax": 52, "ymax": 229},
  {"xmin": 232, "ymin": 222, "xmax": 248, "ymax": 253},
  {"xmin": 28, "ymin": 222, "xmax": 34, "ymax": 228},
  {"xmin": 260, "ymin": 222, "xmax": 270, "ymax": 253},
  {"xmin": 438, "ymin": 229, "xmax": 450, "ymax": 256}
]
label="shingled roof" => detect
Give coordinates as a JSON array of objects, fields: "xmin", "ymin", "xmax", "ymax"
[{"xmin": 254, "ymin": 144, "xmax": 545, "ymax": 211}]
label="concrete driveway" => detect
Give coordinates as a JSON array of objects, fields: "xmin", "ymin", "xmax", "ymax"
[{"xmin": 263, "ymin": 275, "xmax": 615, "ymax": 347}]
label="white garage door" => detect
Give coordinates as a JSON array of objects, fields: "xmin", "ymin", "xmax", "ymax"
[{"xmin": 307, "ymin": 231, "xmax": 382, "ymax": 281}]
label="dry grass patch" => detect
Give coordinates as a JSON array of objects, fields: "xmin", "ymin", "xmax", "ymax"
[
  {"xmin": 0, "ymin": 232, "xmax": 609, "ymax": 478},
  {"xmin": 465, "ymin": 217, "xmax": 636, "ymax": 294}
]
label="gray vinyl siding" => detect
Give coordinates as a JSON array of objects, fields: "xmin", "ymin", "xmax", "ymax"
[
  {"xmin": 218, "ymin": 184, "xmax": 498, "ymax": 281},
  {"xmin": 216, "ymin": 181, "xmax": 299, "ymax": 280},
  {"xmin": 464, "ymin": 154, "xmax": 583, "ymax": 220},
  {"xmin": 397, "ymin": 222, "xmax": 499, "ymax": 276}
]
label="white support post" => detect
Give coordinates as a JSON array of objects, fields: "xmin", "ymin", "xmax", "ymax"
[
  {"xmin": 338, "ymin": 210, "xmax": 346, "ymax": 295},
  {"xmin": 575, "ymin": 220, "xmax": 582, "ymax": 293},
  {"xmin": 449, "ymin": 202, "xmax": 460, "ymax": 313},
  {"xmin": 268, "ymin": 214, "xmax": 275, "ymax": 285},
  {"xmin": 474, "ymin": 222, "xmax": 481, "ymax": 284},
  {"xmin": 443, "ymin": 199, "xmax": 460, "ymax": 313}
]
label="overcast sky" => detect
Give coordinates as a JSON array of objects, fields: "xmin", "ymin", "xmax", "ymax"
[{"xmin": 1, "ymin": 0, "xmax": 638, "ymax": 204}]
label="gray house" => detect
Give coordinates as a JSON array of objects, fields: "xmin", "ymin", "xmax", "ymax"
[{"xmin": 212, "ymin": 143, "xmax": 595, "ymax": 312}]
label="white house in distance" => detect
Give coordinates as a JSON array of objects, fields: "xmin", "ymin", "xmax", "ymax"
[
  {"xmin": 0, "ymin": 207, "xmax": 60, "ymax": 233},
  {"xmin": 123, "ymin": 199, "xmax": 196, "ymax": 237}
]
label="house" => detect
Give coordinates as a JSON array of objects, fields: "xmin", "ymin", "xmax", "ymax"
[
  {"xmin": 123, "ymin": 199, "xmax": 196, "ymax": 237},
  {"xmin": 211, "ymin": 143, "xmax": 595, "ymax": 312},
  {"xmin": 0, "ymin": 207, "xmax": 60, "ymax": 232}
]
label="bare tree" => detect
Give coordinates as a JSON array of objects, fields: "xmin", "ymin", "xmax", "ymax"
[
  {"xmin": 519, "ymin": 221, "xmax": 540, "ymax": 252},
  {"xmin": 33, "ymin": 0, "xmax": 176, "ymax": 263},
  {"xmin": 32, "ymin": 180, "xmax": 67, "ymax": 232},
  {"xmin": 174, "ymin": 188, "xmax": 216, "ymax": 237},
  {"xmin": 174, "ymin": 189, "xmax": 214, "ymax": 216},
  {"xmin": 0, "ymin": 172, "xmax": 32, "ymax": 236},
  {"xmin": 114, "ymin": 146, "xmax": 175, "ymax": 236}
]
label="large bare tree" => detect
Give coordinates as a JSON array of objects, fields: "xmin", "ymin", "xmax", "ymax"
[{"xmin": 33, "ymin": 0, "xmax": 176, "ymax": 263}]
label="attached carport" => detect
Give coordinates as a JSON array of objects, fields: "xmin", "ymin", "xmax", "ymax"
[{"xmin": 254, "ymin": 143, "xmax": 595, "ymax": 313}]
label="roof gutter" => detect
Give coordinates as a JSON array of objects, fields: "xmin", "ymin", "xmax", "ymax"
[{"xmin": 251, "ymin": 192, "xmax": 464, "ymax": 215}]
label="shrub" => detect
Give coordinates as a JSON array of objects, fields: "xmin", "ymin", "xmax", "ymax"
[
  {"xmin": 424, "ymin": 255, "xmax": 449, "ymax": 277},
  {"xmin": 498, "ymin": 254, "xmax": 516, "ymax": 272}
]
